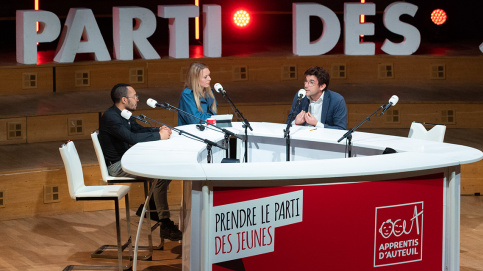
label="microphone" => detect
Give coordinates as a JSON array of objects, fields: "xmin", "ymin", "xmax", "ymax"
[
  {"xmin": 380, "ymin": 95, "xmax": 399, "ymax": 116},
  {"xmin": 213, "ymin": 83, "xmax": 226, "ymax": 94},
  {"xmin": 149, "ymin": 99, "xmax": 243, "ymax": 140},
  {"xmin": 147, "ymin": 98, "xmax": 168, "ymax": 109},
  {"xmin": 121, "ymin": 109, "xmax": 149, "ymax": 124},
  {"xmin": 295, "ymin": 89, "xmax": 306, "ymax": 107},
  {"xmin": 286, "ymin": 89, "xmax": 307, "ymax": 138},
  {"xmin": 138, "ymin": 113, "xmax": 227, "ymax": 152},
  {"xmin": 297, "ymin": 89, "xmax": 306, "ymax": 99},
  {"xmin": 213, "ymin": 83, "xmax": 253, "ymax": 134}
]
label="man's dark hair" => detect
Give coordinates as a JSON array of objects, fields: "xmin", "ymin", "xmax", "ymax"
[
  {"xmin": 111, "ymin": 83, "xmax": 131, "ymax": 103},
  {"xmin": 304, "ymin": 66, "xmax": 330, "ymax": 91}
]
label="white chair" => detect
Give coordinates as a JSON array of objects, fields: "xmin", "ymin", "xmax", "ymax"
[
  {"xmin": 90, "ymin": 131, "xmax": 144, "ymax": 185},
  {"xmin": 408, "ymin": 122, "xmax": 446, "ymax": 142},
  {"xmin": 59, "ymin": 141, "xmax": 133, "ymax": 271},
  {"xmin": 91, "ymin": 131, "xmax": 163, "ymax": 254}
]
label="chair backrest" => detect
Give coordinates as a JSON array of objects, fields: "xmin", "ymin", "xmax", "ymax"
[
  {"xmin": 408, "ymin": 122, "xmax": 446, "ymax": 142},
  {"xmin": 59, "ymin": 141, "xmax": 85, "ymax": 199},
  {"xmin": 91, "ymin": 131, "xmax": 110, "ymax": 182}
]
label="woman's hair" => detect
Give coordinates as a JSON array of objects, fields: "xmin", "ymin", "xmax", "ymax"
[{"xmin": 185, "ymin": 62, "xmax": 217, "ymax": 113}]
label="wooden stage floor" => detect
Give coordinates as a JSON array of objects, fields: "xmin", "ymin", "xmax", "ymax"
[
  {"xmin": 0, "ymin": 207, "xmax": 183, "ymax": 271},
  {"xmin": 0, "ymin": 196, "xmax": 481, "ymax": 271}
]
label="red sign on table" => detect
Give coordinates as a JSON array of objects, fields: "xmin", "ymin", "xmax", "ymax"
[{"xmin": 212, "ymin": 173, "xmax": 444, "ymax": 271}]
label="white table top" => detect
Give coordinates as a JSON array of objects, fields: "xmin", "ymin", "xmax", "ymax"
[{"xmin": 121, "ymin": 122, "xmax": 483, "ymax": 181}]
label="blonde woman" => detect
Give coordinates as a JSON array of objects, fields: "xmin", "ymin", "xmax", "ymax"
[{"xmin": 178, "ymin": 62, "xmax": 218, "ymax": 125}]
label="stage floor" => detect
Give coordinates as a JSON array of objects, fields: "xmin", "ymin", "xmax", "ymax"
[{"xmin": 0, "ymin": 195, "xmax": 481, "ymax": 271}]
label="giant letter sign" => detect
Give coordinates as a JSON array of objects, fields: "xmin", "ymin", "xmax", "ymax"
[
  {"xmin": 292, "ymin": 3, "xmax": 341, "ymax": 56},
  {"xmin": 113, "ymin": 7, "xmax": 160, "ymax": 60},
  {"xmin": 381, "ymin": 2, "xmax": 420, "ymax": 55},
  {"xmin": 344, "ymin": 3, "xmax": 376, "ymax": 55},
  {"xmin": 158, "ymin": 5, "xmax": 199, "ymax": 59},
  {"xmin": 16, "ymin": 2, "xmax": 454, "ymax": 64},
  {"xmin": 16, "ymin": 10, "xmax": 61, "ymax": 65},
  {"xmin": 202, "ymin": 5, "xmax": 222, "ymax": 57},
  {"xmin": 54, "ymin": 8, "xmax": 111, "ymax": 63}
]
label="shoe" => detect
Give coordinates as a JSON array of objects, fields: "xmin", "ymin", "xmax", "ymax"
[{"xmin": 160, "ymin": 218, "xmax": 183, "ymax": 241}]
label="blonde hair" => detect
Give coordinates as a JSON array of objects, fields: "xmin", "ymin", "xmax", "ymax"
[{"xmin": 184, "ymin": 62, "xmax": 217, "ymax": 113}]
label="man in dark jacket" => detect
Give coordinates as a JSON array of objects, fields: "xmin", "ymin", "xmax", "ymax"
[
  {"xmin": 286, "ymin": 66, "xmax": 347, "ymax": 130},
  {"xmin": 99, "ymin": 83, "xmax": 181, "ymax": 241}
]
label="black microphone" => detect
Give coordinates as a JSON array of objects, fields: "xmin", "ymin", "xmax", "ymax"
[
  {"xmin": 380, "ymin": 95, "xmax": 399, "ymax": 116},
  {"xmin": 121, "ymin": 109, "xmax": 149, "ymax": 124}
]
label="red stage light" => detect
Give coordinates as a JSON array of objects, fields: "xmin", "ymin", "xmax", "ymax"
[
  {"xmin": 431, "ymin": 9, "xmax": 447, "ymax": 25},
  {"xmin": 233, "ymin": 10, "xmax": 250, "ymax": 27}
]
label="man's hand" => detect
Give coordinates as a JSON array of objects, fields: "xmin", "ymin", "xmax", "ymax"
[
  {"xmin": 304, "ymin": 112, "xmax": 318, "ymax": 126},
  {"xmin": 160, "ymin": 125, "xmax": 172, "ymax": 140},
  {"xmin": 294, "ymin": 110, "xmax": 306, "ymax": 125}
]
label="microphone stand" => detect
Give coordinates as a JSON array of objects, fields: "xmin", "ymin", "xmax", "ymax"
[
  {"xmin": 160, "ymin": 103, "xmax": 243, "ymax": 160},
  {"xmin": 284, "ymin": 112, "xmax": 295, "ymax": 162},
  {"xmin": 284, "ymin": 96, "xmax": 304, "ymax": 162},
  {"xmin": 219, "ymin": 91, "xmax": 252, "ymax": 163},
  {"xmin": 337, "ymin": 104, "xmax": 384, "ymax": 158},
  {"xmin": 140, "ymin": 115, "xmax": 226, "ymax": 163}
]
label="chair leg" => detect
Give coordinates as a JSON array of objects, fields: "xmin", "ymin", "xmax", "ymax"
[
  {"xmin": 90, "ymin": 198, "xmax": 133, "ymax": 271},
  {"xmin": 133, "ymin": 180, "xmax": 163, "ymax": 255},
  {"xmin": 124, "ymin": 195, "xmax": 133, "ymax": 270},
  {"xmin": 132, "ymin": 184, "xmax": 168, "ymax": 270},
  {"xmin": 150, "ymin": 221, "xmax": 165, "ymax": 250},
  {"xmin": 143, "ymin": 181, "xmax": 153, "ymax": 247},
  {"xmin": 108, "ymin": 180, "xmax": 157, "ymax": 261},
  {"xmin": 144, "ymin": 180, "xmax": 164, "ymax": 250},
  {"xmin": 63, "ymin": 265, "xmax": 120, "ymax": 270},
  {"xmin": 65, "ymin": 199, "xmax": 133, "ymax": 271},
  {"xmin": 140, "ymin": 181, "xmax": 157, "ymax": 254},
  {"xmin": 115, "ymin": 199, "xmax": 123, "ymax": 271}
]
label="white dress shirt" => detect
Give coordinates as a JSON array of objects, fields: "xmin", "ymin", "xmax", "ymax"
[{"xmin": 309, "ymin": 91, "xmax": 325, "ymax": 128}]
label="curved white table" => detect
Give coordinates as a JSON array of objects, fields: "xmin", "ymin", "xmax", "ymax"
[{"xmin": 123, "ymin": 122, "xmax": 482, "ymax": 271}]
